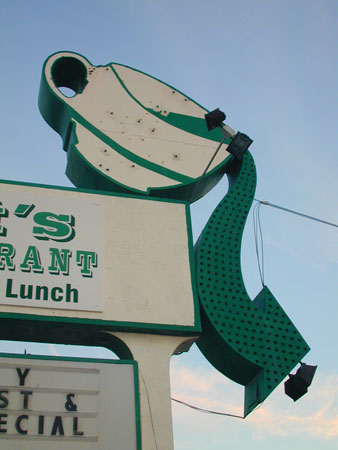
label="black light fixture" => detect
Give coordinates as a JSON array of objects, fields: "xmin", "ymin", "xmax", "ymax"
[
  {"xmin": 284, "ymin": 363, "xmax": 317, "ymax": 402},
  {"xmin": 227, "ymin": 132, "xmax": 253, "ymax": 160},
  {"xmin": 204, "ymin": 108, "xmax": 253, "ymax": 160},
  {"xmin": 205, "ymin": 108, "xmax": 226, "ymax": 131}
]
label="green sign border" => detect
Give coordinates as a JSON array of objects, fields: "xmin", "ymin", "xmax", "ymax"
[
  {"xmin": 0, "ymin": 352, "xmax": 141, "ymax": 450},
  {"xmin": 0, "ymin": 179, "xmax": 201, "ymax": 338}
]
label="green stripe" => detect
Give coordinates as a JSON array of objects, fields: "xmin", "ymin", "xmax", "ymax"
[
  {"xmin": 70, "ymin": 110, "xmax": 192, "ymax": 184},
  {"xmin": 111, "ymin": 63, "xmax": 231, "ymax": 144}
]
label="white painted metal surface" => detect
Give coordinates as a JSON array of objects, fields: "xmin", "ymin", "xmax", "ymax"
[
  {"xmin": 0, "ymin": 355, "xmax": 139, "ymax": 449},
  {"xmin": 43, "ymin": 52, "xmax": 231, "ymax": 192},
  {"xmin": 0, "ymin": 181, "xmax": 197, "ymax": 329}
]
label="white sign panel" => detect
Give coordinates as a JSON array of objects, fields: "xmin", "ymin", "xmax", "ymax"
[
  {"xmin": 0, "ymin": 180, "xmax": 199, "ymax": 333},
  {"xmin": 0, "ymin": 190, "xmax": 103, "ymax": 312},
  {"xmin": 0, "ymin": 354, "xmax": 140, "ymax": 449}
]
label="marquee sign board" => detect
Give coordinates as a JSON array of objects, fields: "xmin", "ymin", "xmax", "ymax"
[
  {"xmin": 0, "ymin": 180, "xmax": 199, "ymax": 335},
  {"xmin": 0, "ymin": 353, "xmax": 140, "ymax": 449}
]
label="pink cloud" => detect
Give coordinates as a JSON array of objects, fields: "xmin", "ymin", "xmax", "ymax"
[{"xmin": 171, "ymin": 360, "xmax": 338, "ymax": 441}]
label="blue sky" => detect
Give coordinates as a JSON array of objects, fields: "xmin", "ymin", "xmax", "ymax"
[{"xmin": 0, "ymin": 1, "xmax": 337, "ymax": 448}]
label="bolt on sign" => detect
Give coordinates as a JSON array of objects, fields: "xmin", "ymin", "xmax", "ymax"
[{"xmin": 0, "ymin": 354, "xmax": 140, "ymax": 449}]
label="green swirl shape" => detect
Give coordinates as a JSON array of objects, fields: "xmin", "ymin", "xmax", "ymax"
[{"xmin": 195, "ymin": 152, "xmax": 310, "ymax": 416}]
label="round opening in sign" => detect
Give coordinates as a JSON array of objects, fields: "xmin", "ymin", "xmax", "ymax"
[{"xmin": 51, "ymin": 57, "xmax": 88, "ymax": 97}]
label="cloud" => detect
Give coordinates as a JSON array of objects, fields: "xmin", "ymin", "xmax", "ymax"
[
  {"xmin": 170, "ymin": 361, "xmax": 338, "ymax": 441},
  {"xmin": 170, "ymin": 359, "xmax": 245, "ymax": 430}
]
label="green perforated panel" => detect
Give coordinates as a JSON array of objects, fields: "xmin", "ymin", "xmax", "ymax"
[{"xmin": 196, "ymin": 152, "xmax": 310, "ymax": 416}]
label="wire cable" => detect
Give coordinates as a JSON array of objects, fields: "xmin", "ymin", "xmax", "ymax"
[
  {"xmin": 171, "ymin": 397, "xmax": 244, "ymax": 419},
  {"xmin": 171, "ymin": 397, "xmax": 264, "ymax": 419},
  {"xmin": 188, "ymin": 135, "xmax": 227, "ymax": 202},
  {"xmin": 253, "ymin": 201, "xmax": 265, "ymax": 287},
  {"xmin": 255, "ymin": 199, "xmax": 338, "ymax": 228}
]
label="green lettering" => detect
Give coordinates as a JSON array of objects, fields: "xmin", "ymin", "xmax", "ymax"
[
  {"xmin": 66, "ymin": 284, "xmax": 78, "ymax": 303},
  {"xmin": 35, "ymin": 285, "xmax": 49, "ymax": 301},
  {"xmin": 6, "ymin": 279, "xmax": 17, "ymax": 298},
  {"xmin": 20, "ymin": 284, "xmax": 33, "ymax": 300},
  {"xmin": 76, "ymin": 250, "xmax": 97, "ymax": 278},
  {"xmin": 14, "ymin": 204, "xmax": 35, "ymax": 218},
  {"xmin": 51, "ymin": 287, "xmax": 63, "ymax": 302},
  {"xmin": 48, "ymin": 248, "xmax": 71, "ymax": 275},
  {"xmin": 0, "ymin": 202, "xmax": 8, "ymax": 237},
  {"xmin": 0, "ymin": 243, "xmax": 15, "ymax": 271},
  {"xmin": 33, "ymin": 212, "xmax": 75, "ymax": 242},
  {"xmin": 20, "ymin": 246, "xmax": 43, "ymax": 273}
]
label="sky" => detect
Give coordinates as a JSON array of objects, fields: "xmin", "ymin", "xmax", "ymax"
[{"xmin": 0, "ymin": 0, "xmax": 337, "ymax": 449}]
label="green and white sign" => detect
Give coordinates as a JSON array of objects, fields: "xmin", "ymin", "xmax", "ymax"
[
  {"xmin": 0, "ymin": 187, "xmax": 102, "ymax": 312},
  {"xmin": 0, "ymin": 51, "xmax": 313, "ymax": 450},
  {"xmin": 0, "ymin": 353, "xmax": 140, "ymax": 449},
  {"xmin": 0, "ymin": 180, "xmax": 199, "ymax": 334},
  {"xmin": 39, "ymin": 51, "xmax": 234, "ymax": 203}
]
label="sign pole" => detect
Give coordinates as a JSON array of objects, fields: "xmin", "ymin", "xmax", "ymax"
[{"xmin": 109, "ymin": 332, "xmax": 197, "ymax": 450}]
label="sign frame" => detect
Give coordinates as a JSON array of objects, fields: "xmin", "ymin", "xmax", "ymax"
[
  {"xmin": 0, "ymin": 352, "xmax": 142, "ymax": 449},
  {"xmin": 0, "ymin": 178, "xmax": 201, "ymax": 342}
]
